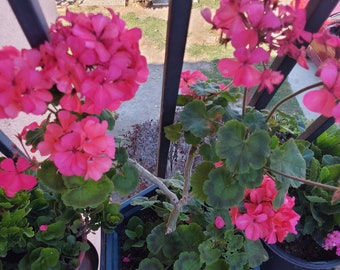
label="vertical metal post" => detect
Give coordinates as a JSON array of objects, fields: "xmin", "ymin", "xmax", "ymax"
[
  {"xmin": 7, "ymin": 0, "xmax": 49, "ymax": 48},
  {"xmin": 156, "ymin": 0, "xmax": 193, "ymax": 178}
]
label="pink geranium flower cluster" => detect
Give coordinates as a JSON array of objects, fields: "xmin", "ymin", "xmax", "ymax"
[
  {"xmin": 179, "ymin": 70, "xmax": 227, "ymax": 97},
  {"xmin": 229, "ymin": 175, "xmax": 300, "ymax": 244},
  {"xmin": 323, "ymin": 230, "xmax": 340, "ymax": 256},
  {"xmin": 201, "ymin": 0, "xmax": 311, "ymax": 92},
  {"xmin": 0, "ymin": 9, "xmax": 148, "ymax": 197},
  {"xmin": 179, "ymin": 70, "xmax": 207, "ymax": 96},
  {"xmin": 37, "ymin": 111, "xmax": 115, "ymax": 181},
  {"xmin": 0, "ymin": 9, "xmax": 148, "ymax": 117}
]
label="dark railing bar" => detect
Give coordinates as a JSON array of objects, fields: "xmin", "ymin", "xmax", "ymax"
[
  {"xmin": 249, "ymin": 0, "xmax": 339, "ymax": 109},
  {"xmin": 156, "ymin": 0, "xmax": 193, "ymax": 178},
  {"xmin": 298, "ymin": 116, "xmax": 335, "ymax": 142},
  {"xmin": 0, "ymin": 130, "xmax": 25, "ymax": 158},
  {"xmin": 7, "ymin": 0, "xmax": 49, "ymax": 48}
]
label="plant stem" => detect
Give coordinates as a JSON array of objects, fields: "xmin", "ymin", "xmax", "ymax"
[
  {"xmin": 265, "ymin": 167, "xmax": 338, "ymax": 191},
  {"xmin": 183, "ymin": 145, "xmax": 197, "ymax": 196},
  {"xmin": 165, "ymin": 146, "xmax": 197, "ymax": 233},
  {"xmin": 165, "ymin": 193, "xmax": 193, "ymax": 234},
  {"xmin": 266, "ymin": 82, "xmax": 323, "ymax": 122},
  {"xmin": 128, "ymin": 158, "xmax": 179, "ymax": 205},
  {"xmin": 242, "ymin": 87, "xmax": 247, "ymax": 118}
]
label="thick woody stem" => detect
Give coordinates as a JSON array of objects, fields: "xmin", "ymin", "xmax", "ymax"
[
  {"xmin": 128, "ymin": 158, "xmax": 179, "ymax": 205},
  {"xmin": 166, "ymin": 146, "xmax": 197, "ymax": 233}
]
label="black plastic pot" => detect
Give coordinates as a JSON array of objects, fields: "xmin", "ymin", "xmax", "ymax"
[
  {"xmin": 260, "ymin": 242, "xmax": 340, "ymax": 270},
  {"xmin": 101, "ymin": 185, "xmax": 157, "ymax": 270}
]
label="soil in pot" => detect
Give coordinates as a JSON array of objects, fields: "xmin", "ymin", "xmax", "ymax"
[
  {"xmin": 119, "ymin": 208, "xmax": 162, "ymax": 270},
  {"xmin": 277, "ymin": 235, "xmax": 338, "ymax": 262}
]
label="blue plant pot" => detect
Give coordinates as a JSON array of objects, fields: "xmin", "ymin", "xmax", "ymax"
[
  {"xmin": 101, "ymin": 185, "xmax": 261, "ymax": 270},
  {"xmin": 101, "ymin": 185, "xmax": 157, "ymax": 270},
  {"xmin": 260, "ymin": 242, "xmax": 340, "ymax": 270}
]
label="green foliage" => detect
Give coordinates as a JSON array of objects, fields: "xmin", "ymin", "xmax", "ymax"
[
  {"xmin": 0, "ymin": 190, "xmax": 33, "ymax": 258},
  {"xmin": 286, "ymin": 125, "xmax": 340, "ymax": 245},
  {"xmin": 123, "ymin": 216, "xmax": 149, "ymax": 251},
  {"xmin": 216, "ymin": 120, "xmax": 271, "ymax": 174},
  {"xmin": 111, "ymin": 162, "xmax": 139, "ymax": 194}
]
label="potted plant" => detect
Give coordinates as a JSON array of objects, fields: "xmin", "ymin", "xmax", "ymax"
[
  {"xmin": 2, "ymin": 1, "xmax": 340, "ymax": 269},
  {"xmin": 0, "ymin": 8, "xmax": 148, "ymax": 269},
  {"xmin": 100, "ymin": 0, "xmax": 340, "ymax": 269}
]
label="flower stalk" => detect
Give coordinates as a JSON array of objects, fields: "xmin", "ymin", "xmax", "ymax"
[
  {"xmin": 266, "ymin": 82, "xmax": 323, "ymax": 122},
  {"xmin": 266, "ymin": 167, "xmax": 338, "ymax": 191}
]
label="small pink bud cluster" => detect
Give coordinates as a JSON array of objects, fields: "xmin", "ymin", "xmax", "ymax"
[{"xmin": 323, "ymin": 230, "xmax": 340, "ymax": 256}]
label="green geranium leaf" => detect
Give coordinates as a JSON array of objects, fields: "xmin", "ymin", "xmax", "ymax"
[
  {"xmin": 180, "ymin": 100, "xmax": 210, "ymax": 138},
  {"xmin": 199, "ymin": 240, "xmax": 222, "ymax": 265},
  {"xmin": 227, "ymin": 252, "xmax": 248, "ymax": 270},
  {"xmin": 62, "ymin": 175, "xmax": 114, "ymax": 208},
  {"xmin": 177, "ymin": 95, "xmax": 193, "ymax": 106},
  {"xmin": 112, "ymin": 163, "xmax": 139, "ymax": 194},
  {"xmin": 205, "ymin": 259, "xmax": 229, "ymax": 270},
  {"xmin": 228, "ymin": 234, "xmax": 244, "ymax": 251},
  {"xmin": 99, "ymin": 109, "xmax": 115, "ymax": 130},
  {"xmin": 164, "ymin": 123, "xmax": 182, "ymax": 142},
  {"xmin": 176, "ymin": 223, "xmax": 205, "ymax": 252},
  {"xmin": 184, "ymin": 131, "xmax": 201, "ymax": 145},
  {"xmin": 244, "ymin": 239, "xmax": 268, "ymax": 267},
  {"xmin": 270, "ymin": 139, "xmax": 306, "ymax": 187},
  {"xmin": 191, "ymin": 162, "xmax": 215, "ymax": 201},
  {"xmin": 236, "ymin": 169, "xmax": 264, "ymax": 189},
  {"xmin": 207, "ymin": 105, "xmax": 224, "ymax": 120},
  {"xmin": 174, "ymin": 251, "xmax": 201, "ymax": 270},
  {"xmin": 115, "ymin": 147, "xmax": 128, "ymax": 165},
  {"xmin": 146, "ymin": 223, "xmax": 168, "ymax": 255},
  {"xmin": 38, "ymin": 161, "xmax": 66, "ymax": 192},
  {"xmin": 216, "ymin": 120, "xmax": 271, "ymax": 174},
  {"xmin": 204, "ymin": 167, "xmax": 243, "ymax": 208},
  {"xmin": 199, "ymin": 143, "xmax": 219, "ymax": 162},
  {"xmin": 31, "ymin": 248, "xmax": 59, "ymax": 270},
  {"xmin": 138, "ymin": 258, "xmax": 164, "ymax": 270},
  {"xmin": 131, "ymin": 196, "xmax": 160, "ymax": 208},
  {"xmin": 25, "ymin": 127, "xmax": 45, "ymax": 149},
  {"xmin": 243, "ymin": 110, "xmax": 267, "ymax": 132}
]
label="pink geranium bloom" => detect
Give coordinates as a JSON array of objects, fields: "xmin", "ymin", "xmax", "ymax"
[
  {"xmin": 218, "ymin": 47, "xmax": 269, "ymax": 88},
  {"xmin": 259, "ymin": 69, "xmax": 284, "ymax": 94},
  {"xmin": 179, "ymin": 70, "xmax": 207, "ymax": 96},
  {"xmin": 54, "ymin": 132, "xmax": 88, "ymax": 177},
  {"xmin": 303, "ymin": 59, "xmax": 340, "ymax": 117},
  {"xmin": 0, "ymin": 157, "xmax": 37, "ymax": 197},
  {"xmin": 235, "ymin": 202, "xmax": 271, "ymax": 241}
]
